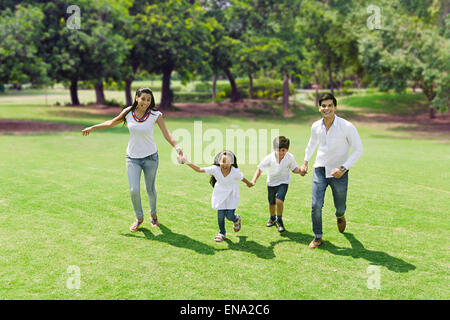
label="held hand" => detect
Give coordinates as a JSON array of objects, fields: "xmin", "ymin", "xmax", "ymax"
[
  {"xmin": 247, "ymin": 181, "xmax": 255, "ymax": 188},
  {"xmin": 177, "ymin": 154, "xmax": 187, "ymax": 164},
  {"xmin": 175, "ymin": 146, "xmax": 183, "ymax": 157},
  {"xmin": 331, "ymin": 168, "xmax": 344, "ymax": 178},
  {"xmin": 300, "ymin": 164, "xmax": 308, "ymax": 176},
  {"xmin": 82, "ymin": 127, "xmax": 93, "ymax": 136}
]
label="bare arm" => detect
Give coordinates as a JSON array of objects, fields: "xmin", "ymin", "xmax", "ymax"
[
  {"xmin": 241, "ymin": 177, "xmax": 254, "ymax": 188},
  {"xmin": 82, "ymin": 107, "xmax": 131, "ymax": 136},
  {"xmin": 183, "ymin": 159, "xmax": 205, "ymax": 173},
  {"xmin": 156, "ymin": 115, "xmax": 183, "ymax": 156},
  {"xmin": 251, "ymin": 168, "xmax": 262, "ymax": 184},
  {"xmin": 300, "ymin": 161, "xmax": 308, "ymax": 176}
]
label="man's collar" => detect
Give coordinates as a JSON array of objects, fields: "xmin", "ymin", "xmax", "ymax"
[{"xmin": 321, "ymin": 115, "xmax": 338, "ymax": 128}]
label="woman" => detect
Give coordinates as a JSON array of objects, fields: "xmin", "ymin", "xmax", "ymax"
[{"xmin": 82, "ymin": 87, "xmax": 183, "ymax": 232}]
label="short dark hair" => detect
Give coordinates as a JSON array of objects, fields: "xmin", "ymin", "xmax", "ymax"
[
  {"xmin": 273, "ymin": 136, "xmax": 290, "ymax": 150},
  {"xmin": 318, "ymin": 93, "xmax": 337, "ymax": 107}
]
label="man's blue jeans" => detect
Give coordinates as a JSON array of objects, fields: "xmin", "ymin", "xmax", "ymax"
[
  {"xmin": 311, "ymin": 167, "xmax": 348, "ymax": 239},
  {"xmin": 126, "ymin": 153, "xmax": 159, "ymax": 219}
]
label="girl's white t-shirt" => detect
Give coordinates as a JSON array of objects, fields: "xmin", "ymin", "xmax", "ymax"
[
  {"xmin": 203, "ymin": 166, "xmax": 244, "ymax": 210},
  {"xmin": 126, "ymin": 109, "xmax": 162, "ymax": 158},
  {"xmin": 257, "ymin": 151, "xmax": 298, "ymax": 186}
]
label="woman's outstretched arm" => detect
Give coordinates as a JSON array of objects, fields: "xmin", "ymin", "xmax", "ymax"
[{"xmin": 82, "ymin": 106, "xmax": 131, "ymax": 136}]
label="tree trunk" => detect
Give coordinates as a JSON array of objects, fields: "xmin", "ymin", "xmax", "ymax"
[
  {"xmin": 224, "ymin": 67, "xmax": 240, "ymax": 102},
  {"xmin": 327, "ymin": 57, "xmax": 334, "ymax": 95},
  {"xmin": 70, "ymin": 79, "xmax": 80, "ymax": 106},
  {"xmin": 315, "ymin": 73, "xmax": 320, "ymax": 107},
  {"xmin": 422, "ymin": 82, "xmax": 437, "ymax": 119},
  {"xmin": 429, "ymin": 107, "xmax": 436, "ymax": 119},
  {"xmin": 94, "ymin": 82, "xmax": 105, "ymax": 105},
  {"xmin": 125, "ymin": 76, "xmax": 134, "ymax": 107},
  {"xmin": 282, "ymin": 71, "xmax": 290, "ymax": 116},
  {"xmin": 160, "ymin": 67, "xmax": 173, "ymax": 110},
  {"xmin": 248, "ymin": 74, "xmax": 253, "ymax": 99},
  {"xmin": 212, "ymin": 74, "xmax": 217, "ymax": 100}
]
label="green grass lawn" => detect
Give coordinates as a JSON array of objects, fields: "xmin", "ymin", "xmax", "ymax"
[
  {"xmin": 339, "ymin": 91, "xmax": 429, "ymax": 115},
  {"xmin": 0, "ymin": 92, "xmax": 449, "ymax": 299}
]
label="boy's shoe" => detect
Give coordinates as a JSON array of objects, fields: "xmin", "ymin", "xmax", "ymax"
[
  {"xmin": 233, "ymin": 215, "xmax": 241, "ymax": 232},
  {"xmin": 337, "ymin": 216, "xmax": 346, "ymax": 233},
  {"xmin": 309, "ymin": 237, "xmax": 322, "ymax": 249},
  {"xmin": 276, "ymin": 218, "xmax": 285, "ymax": 232},
  {"xmin": 266, "ymin": 217, "xmax": 276, "ymax": 227}
]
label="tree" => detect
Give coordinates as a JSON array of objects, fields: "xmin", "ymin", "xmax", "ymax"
[
  {"xmin": 0, "ymin": 5, "xmax": 48, "ymax": 86},
  {"xmin": 203, "ymin": 0, "xmax": 243, "ymax": 102},
  {"xmin": 135, "ymin": 0, "xmax": 212, "ymax": 109},
  {"xmin": 298, "ymin": 0, "xmax": 358, "ymax": 97},
  {"xmin": 76, "ymin": 0, "xmax": 129, "ymax": 105},
  {"xmin": 260, "ymin": 0, "xmax": 306, "ymax": 115},
  {"xmin": 357, "ymin": 0, "xmax": 449, "ymax": 117}
]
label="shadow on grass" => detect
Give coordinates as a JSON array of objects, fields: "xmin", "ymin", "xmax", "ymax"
[
  {"xmin": 223, "ymin": 236, "xmax": 276, "ymax": 260},
  {"xmin": 122, "ymin": 223, "xmax": 216, "ymax": 255},
  {"xmin": 122, "ymin": 224, "xmax": 278, "ymax": 259},
  {"xmin": 122, "ymin": 225, "xmax": 415, "ymax": 270},
  {"xmin": 278, "ymin": 231, "xmax": 416, "ymax": 273}
]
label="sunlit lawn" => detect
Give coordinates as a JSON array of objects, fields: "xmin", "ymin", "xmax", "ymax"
[{"xmin": 0, "ymin": 90, "xmax": 448, "ymax": 299}]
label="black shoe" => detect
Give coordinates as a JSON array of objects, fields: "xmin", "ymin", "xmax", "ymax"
[
  {"xmin": 266, "ymin": 217, "xmax": 276, "ymax": 227},
  {"xmin": 276, "ymin": 219, "xmax": 285, "ymax": 232}
]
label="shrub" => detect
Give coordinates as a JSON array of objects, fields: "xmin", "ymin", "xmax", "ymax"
[
  {"xmin": 194, "ymin": 82, "xmax": 212, "ymax": 92},
  {"xmin": 217, "ymin": 78, "xmax": 295, "ymax": 100},
  {"xmin": 173, "ymin": 92, "xmax": 212, "ymax": 103}
]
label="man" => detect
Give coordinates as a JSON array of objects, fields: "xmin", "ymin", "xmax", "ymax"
[{"xmin": 300, "ymin": 93, "xmax": 363, "ymax": 249}]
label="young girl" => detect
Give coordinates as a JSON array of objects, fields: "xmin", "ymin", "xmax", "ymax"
[
  {"xmin": 181, "ymin": 151, "xmax": 253, "ymax": 242},
  {"xmin": 82, "ymin": 87, "xmax": 183, "ymax": 232}
]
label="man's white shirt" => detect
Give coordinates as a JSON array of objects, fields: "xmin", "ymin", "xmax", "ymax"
[
  {"xmin": 304, "ymin": 115, "xmax": 363, "ymax": 178},
  {"xmin": 257, "ymin": 152, "xmax": 298, "ymax": 186}
]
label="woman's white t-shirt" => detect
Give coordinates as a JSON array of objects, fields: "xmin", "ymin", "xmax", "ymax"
[
  {"xmin": 203, "ymin": 166, "xmax": 243, "ymax": 210},
  {"xmin": 257, "ymin": 151, "xmax": 298, "ymax": 186},
  {"xmin": 125, "ymin": 109, "xmax": 162, "ymax": 158}
]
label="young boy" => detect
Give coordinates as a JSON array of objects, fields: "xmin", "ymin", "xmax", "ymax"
[{"xmin": 251, "ymin": 136, "xmax": 303, "ymax": 232}]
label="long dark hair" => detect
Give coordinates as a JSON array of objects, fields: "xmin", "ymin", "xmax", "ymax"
[
  {"xmin": 210, "ymin": 150, "xmax": 238, "ymax": 187},
  {"xmin": 122, "ymin": 87, "xmax": 156, "ymax": 125}
]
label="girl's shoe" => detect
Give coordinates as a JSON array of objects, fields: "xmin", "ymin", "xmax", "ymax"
[
  {"xmin": 130, "ymin": 219, "xmax": 143, "ymax": 232},
  {"xmin": 309, "ymin": 237, "xmax": 322, "ymax": 249},
  {"xmin": 214, "ymin": 233, "xmax": 226, "ymax": 242},
  {"xmin": 233, "ymin": 215, "xmax": 242, "ymax": 232}
]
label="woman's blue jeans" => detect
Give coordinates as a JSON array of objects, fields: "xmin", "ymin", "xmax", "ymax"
[
  {"xmin": 311, "ymin": 167, "xmax": 348, "ymax": 239},
  {"xmin": 126, "ymin": 153, "xmax": 158, "ymax": 219}
]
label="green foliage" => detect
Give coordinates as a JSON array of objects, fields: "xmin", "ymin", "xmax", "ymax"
[
  {"xmin": 0, "ymin": 5, "xmax": 48, "ymax": 84},
  {"xmin": 357, "ymin": 0, "xmax": 449, "ymax": 112},
  {"xmin": 173, "ymin": 92, "xmax": 213, "ymax": 103},
  {"xmin": 218, "ymin": 78, "xmax": 295, "ymax": 100},
  {"xmin": 194, "ymin": 82, "xmax": 212, "ymax": 92}
]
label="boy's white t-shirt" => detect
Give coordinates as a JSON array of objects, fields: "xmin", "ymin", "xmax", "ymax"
[
  {"xmin": 257, "ymin": 152, "xmax": 298, "ymax": 186},
  {"xmin": 203, "ymin": 166, "xmax": 243, "ymax": 210}
]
